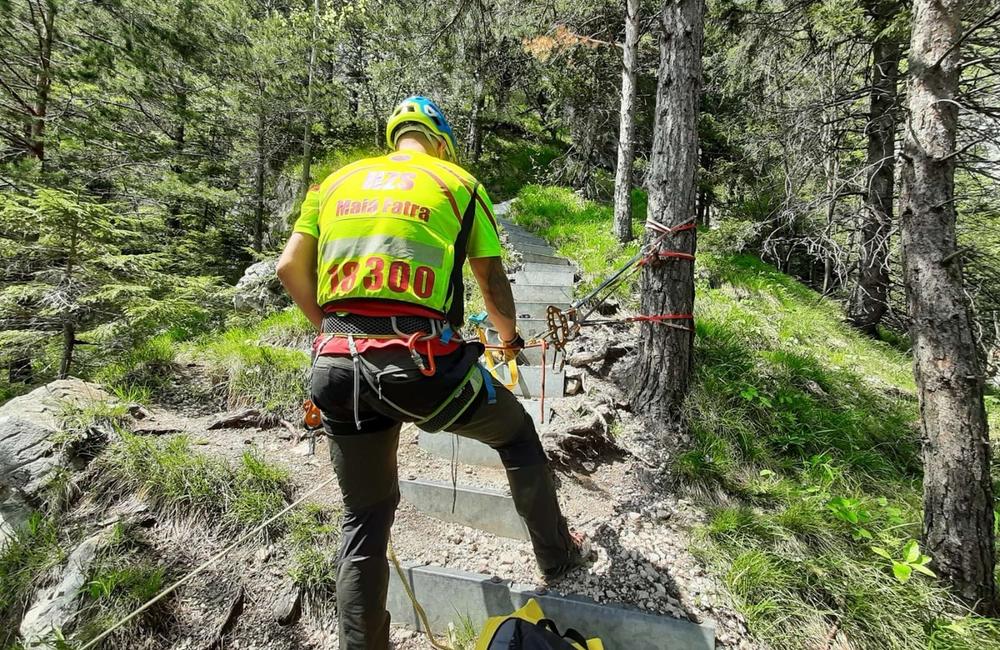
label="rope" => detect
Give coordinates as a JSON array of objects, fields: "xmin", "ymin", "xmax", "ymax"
[
  {"xmin": 388, "ymin": 535, "xmax": 454, "ymax": 650},
  {"xmin": 629, "ymin": 313, "xmax": 694, "ymax": 323},
  {"xmin": 77, "ymin": 475, "xmax": 339, "ymax": 650},
  {"xmin": 482, "ymin": 339, "xmax": 548, "ymax": 424}
]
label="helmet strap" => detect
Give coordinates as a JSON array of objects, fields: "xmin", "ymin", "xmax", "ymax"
[{"xmin": 393, "ymin": 124, "xmax": 450, "ymax": 160}]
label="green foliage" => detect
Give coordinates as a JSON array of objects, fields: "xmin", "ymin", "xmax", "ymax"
[
  {"xmin": 509, "ymin": 185, "xmax": 645, "ymax": 300},
  {"xmin": 0, "ymin": 514, "xmax": 65, "ymax": 647},
  {"xmin": 529, "ymin": 206, "xmax": 998, "ymax": 647},
  {"xmin": 445, "ymin": 613, "xmax": 481, "ymax": 650},
  {"xmin": 682, "ymin": 254, "xmax": 996, "ymax": 648},
  {"xmin": 872, "ymin": 540, "xmax": 936, "ymax": 584},
  {"xmin": 0, "ymin": 189, "xmax": 229, "ymax": 390},
  {"xmin": 474, "ymin": 137, "xmax": 563, "ymax": 201},
  {"xmin": 95, "ymin": 434, "xmax": 293, "ymax": 534},
  {"xmin": 191, "ymin": 315, "xmax": 310, "ymax": 417},
  {"xmin": 94, "ymin": 334, "xmax": 178, "ymax": 402},
  {"xmin": 72, "ymin": 522, "xmax": 172, "ymax": 647}
]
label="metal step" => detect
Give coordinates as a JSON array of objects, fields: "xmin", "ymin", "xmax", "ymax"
[
  {"xmin": 418, "ymin": 432, "xmax": 503, "ymax": 468},
  {"xmin": 513, "ymin": 268, "xmax": 576, "ymax": 287},
  {"xmin": 398, "ymin": 478, "xmax": 529, "ymax": 540},
  {"xmin": 516, "ymin": 301, "xmax": 571, "ymax": 320},
  {"xmin": 515, "ymin": 242, "xmax": 558, "ymax": 257},
  {"xmin": 387, "ymin": 563, "xmax": 716, "ymax": 650},
  {"xmin": 521, "ymin": 251, "xmax": 570, "ymax": 266},
  {"xmin": 515, "ymin": 316, "xmax": 554, "ymax": 338},
  {"xmin": 512, "ymin": 284, "xmax": 574, "ymax": 303},
  {"xmin": 492, "ymin": 364, "xmax": 565, "ymax": 399}
]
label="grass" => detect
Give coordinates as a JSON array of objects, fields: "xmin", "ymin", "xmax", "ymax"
[
  {"xmin": 511, "ymin": 183, "xmax": 1000, "ymax": 649},
  {"xmin": 0, "ymin": 514, "xmax": 66, "ymax": 648},
  {"xmin": 74, "ymin": 522, "xmax": 172, "ymax": 649},
  {"xmin": 286, "ymin": 503, "xmax": 340, "ymax": 595},
  {"xmin": 509, "ymin": 184, "xmax": 646, "ymax": 302},
  {"xmin": 182, "ymin": 308, "xmax": 312, "ymax": 417},
  {"xmin": 94, "ymin": 334, "xmax": 178, "ymax": 404},
  {"xmin": 93, "ymin": 431, "xmax": 341, "ymax": 586},
  {"xmin": 94, "ymin": 434, "xmax": 294, "ymax": 535},
  {"xmin": 445, "ymin": 613, "xmax": 480, "ymax": 650},
  {"xmin": 689, "ymin": 259, "xmax": 1000, "ymax": 648}
]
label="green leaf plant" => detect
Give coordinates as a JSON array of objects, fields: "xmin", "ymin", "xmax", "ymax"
[{"xmin": 872, "ymin": 540, "xmax": 936, "ymax": 584}]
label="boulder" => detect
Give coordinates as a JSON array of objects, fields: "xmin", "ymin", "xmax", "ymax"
[
  {"xmin": 19, "ymin": 532, "xmax": 103, "ymax": 647},
  {"xmin": 0, "ymin": 379, "xmax": 109, "ymax": 542},
  {"xmin": 232, "ymin": 259, "xmax": 289, "ymax": 313}
]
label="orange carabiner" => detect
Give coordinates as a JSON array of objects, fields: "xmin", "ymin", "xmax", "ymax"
[
  {"xmin": 303, "ymin": 399, "xmax": 323, "ymax": 430},
  {"xmin": 405, "ymin": 332, "xmax": 437, "ymax": 377}
]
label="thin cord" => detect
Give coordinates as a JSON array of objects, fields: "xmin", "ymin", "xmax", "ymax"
[
  {"xmin": 388, "ymin": 535, "xmax": 453, "ymax": 650},
  {"xmin": 77, "ymin": 475, "xmax": 338, "ymax": 650}
]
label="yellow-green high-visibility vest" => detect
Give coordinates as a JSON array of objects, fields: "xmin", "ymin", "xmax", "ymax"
[{"xmin": 293, "ymin": 151, "xmax": 502, "ymax": 325}]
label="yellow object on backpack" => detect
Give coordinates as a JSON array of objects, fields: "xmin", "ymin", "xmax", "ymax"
[{"xmin": 474, "ymin": 598, "xmax": 604, "ymax": 650}]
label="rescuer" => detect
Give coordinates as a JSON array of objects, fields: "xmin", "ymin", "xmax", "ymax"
[{"xmin": 277, "ymin": 96, "xmax": 586, "ymax": 650}]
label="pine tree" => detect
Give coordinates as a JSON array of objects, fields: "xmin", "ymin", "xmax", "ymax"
[
  {"xmin": 900, "ymin": 0, "xmax": 997, "ymax": 613},
  {"xmin": 0, "ymin": 189, "xmax": 227, "ymax": 380},
  {"xmin": 630, "ymin": 0, "xmax": 704, "ymax": 432}
]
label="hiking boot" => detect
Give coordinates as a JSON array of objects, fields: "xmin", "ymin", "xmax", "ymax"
[{"xmin": 542, "ymin": 530, "xmax": 593, "ymax": 583}]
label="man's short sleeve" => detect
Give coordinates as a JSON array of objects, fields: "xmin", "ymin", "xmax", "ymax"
[
  {"xmin": 293, "ymin": 185, "xmax": 322, "ymax": 238},
  {"xmin": 466, "ymin": 186, "xmax": 502, "ymax": 259}
]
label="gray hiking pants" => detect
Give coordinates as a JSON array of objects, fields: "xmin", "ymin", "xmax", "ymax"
[{"xmin": 310, "ymin": 350, "xmax": 574, "ymax": 650}]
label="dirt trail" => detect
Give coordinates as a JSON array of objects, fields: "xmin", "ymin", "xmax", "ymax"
[{"xmin": 139, "ymin": 382, "xmax": 756, "ymax": 649}]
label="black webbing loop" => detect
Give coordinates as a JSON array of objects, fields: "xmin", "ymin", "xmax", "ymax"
[
  {"xmin": 537, "ymin": 619, "xmax": 589, "ymax": 648},
  {"xmin": 445, "ymin": 182, "xmax": 480, "ymax": 328}
]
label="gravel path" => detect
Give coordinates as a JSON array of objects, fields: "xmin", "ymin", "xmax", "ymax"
[{"xmin": 139, "ymin": 396, "xmax": 758, "ymax": 649}]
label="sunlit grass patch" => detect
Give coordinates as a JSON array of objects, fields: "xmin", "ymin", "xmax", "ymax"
[
  {"xmin": 684, "ymin": 254, "xmax": 995, "ymax": 648},
  {"xmin": 95, "ymin": 334, "xmax": 178, "ymax": 402},
  {"xmin": 75, "ymin": 522, "xmax": 172, "ymax": 648},
  {"xmin": 286, "ymin": 503, "xmax": 340, "ymax": 595},
  {"xmin": 94, "ymin": 434, "xmax": 293, "ymax": 535},
  {"xmin": 191, "ymin": 324, "xmax": 309, "ymax": 417},
  {"xmin": 513, "ymin": 188, "xmax": 997, "ymax": 648},
  {"xmin": 509, "ymin": 185, "xmax": 645, "ymax": 301}
]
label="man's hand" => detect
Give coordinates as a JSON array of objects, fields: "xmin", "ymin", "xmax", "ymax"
[
  {"xmin": 470, "ymin": 256, "xmax": 518, "ymax": 343},
  {"xmin": 499, "ymin": 332, "xmax": 525, "ymax": 362},
  {"xmin": 276, "ymin": 232, "xmax": 325, "ymax": 329}
]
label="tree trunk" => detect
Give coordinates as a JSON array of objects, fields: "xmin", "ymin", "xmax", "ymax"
[
  {"xmin": 849, "ymin": 10, "xmax": 900, "ymax": 335},
  {"xmin": 629, "ymin": 0, "xmax": 704, "ymax": 432},
  {"xmin": 8, "ymin": 356, "xmax": 33, "ymax": 384},
  {"xmin": 900, "ymin": 0, "xmax": 997, "ymax": 614},
  {"xmin": 30, "ymin": 0, "xmax": 55, "ymax": 166},
  {"xmin": 253, "ymin": 110, "xmax": 267, "ymax": 253},
  {"xmin": 167, "ymin": 86, "xmax": 187, "ymax": 231},
  {"xmin": 613, "ymin": 0, "xmax": 640, "ymax": 243},
  {"xmin": 468, "ymin": 74, "xmax": 486, "ymax": 164},
  {"xmin": 299, "ymin": 0, "xmax": 321, "ymax": 199},
  {"xmin": 58, "ymin": 321, "xmax": 74, "ymax": 379}
]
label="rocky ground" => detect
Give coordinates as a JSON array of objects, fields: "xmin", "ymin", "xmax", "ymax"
[{"xmin": 123, "ymin": 338, "xmax": 758, "ymax": 649}]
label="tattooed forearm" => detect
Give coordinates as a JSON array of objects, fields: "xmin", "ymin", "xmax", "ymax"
[
  {"xmin": 470, "ymin": 256, "xmax": 518, "ymax": 340},
  {"xmin": 487, "ymin": 258, "xmax": 516, "ymax": 320}
]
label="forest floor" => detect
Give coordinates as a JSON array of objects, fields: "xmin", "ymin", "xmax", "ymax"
[{"xmin": 127, "ymin": 375, "xmax": 753, "ymax": 649}]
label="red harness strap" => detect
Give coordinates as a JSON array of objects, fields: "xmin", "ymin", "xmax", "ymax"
[{"xmin": 629, "ymin": 313, "xmax": 694, "ymax": 323}]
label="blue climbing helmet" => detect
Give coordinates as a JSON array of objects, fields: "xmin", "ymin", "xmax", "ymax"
[{"xmin": 385, "ymin": 95, "xmax": 459, "ymax": 162}]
